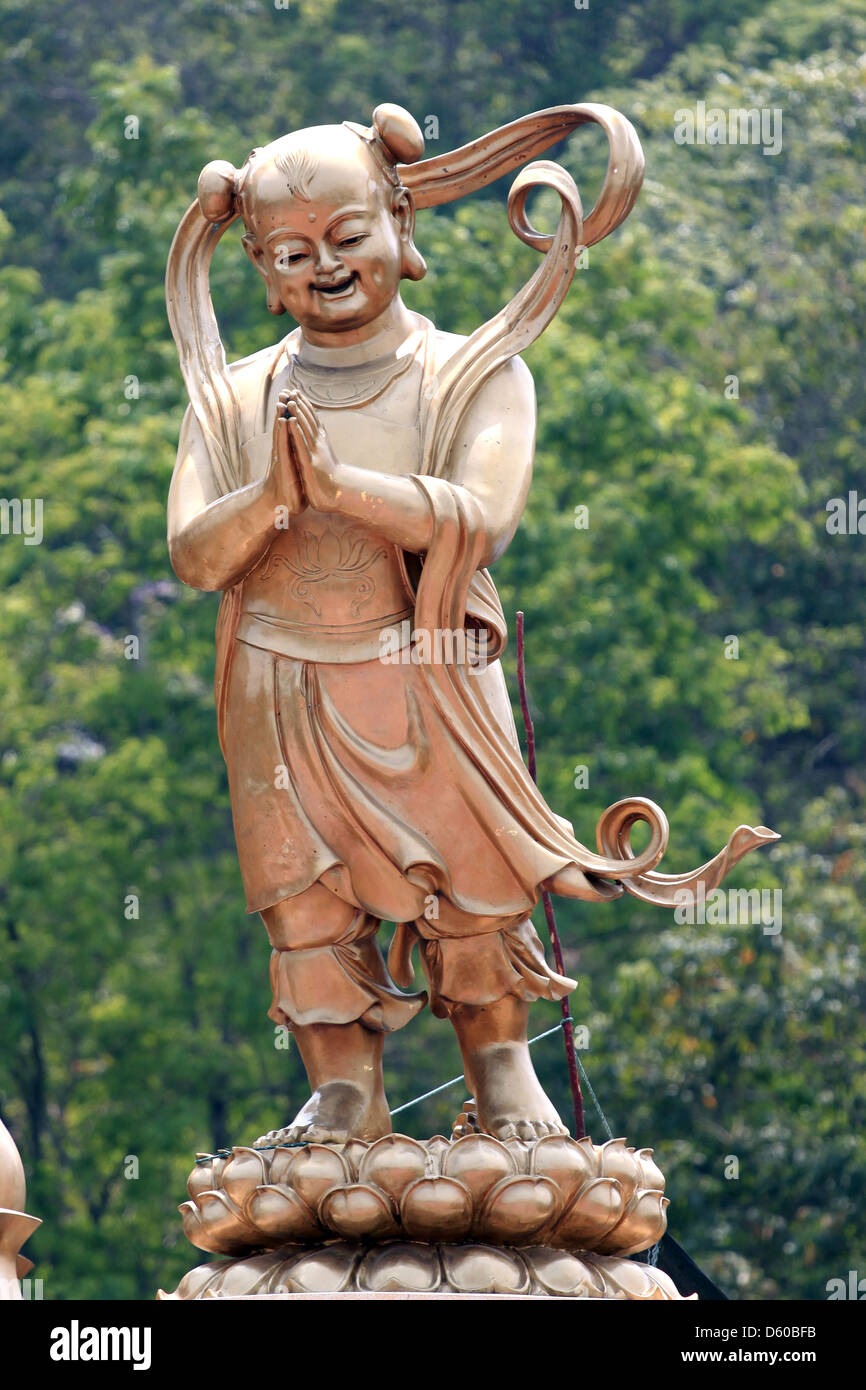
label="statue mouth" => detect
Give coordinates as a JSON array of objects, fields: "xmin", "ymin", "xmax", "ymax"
[{"xmin": 313, "ymin": 272, "xmax": 358, "ymax": 299}]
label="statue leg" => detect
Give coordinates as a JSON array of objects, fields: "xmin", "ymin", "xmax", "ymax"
[
  {"xmin": 449, "ymin": 995, "xmax": 567, "ymax": 1143},
  {"xmin": 415, "ymin": 916, "xmax": 572, "ymax": 1142},
  {"xmin": 254, "ymin": 881, "xmax": 425, "ymax": 1146},
  {"xmin": 256, "ymin": 1020, "xmax": 392, "ymax": 1148}
]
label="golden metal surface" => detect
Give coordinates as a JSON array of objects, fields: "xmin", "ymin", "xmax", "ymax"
[
  {"xmin": 180, "ymin": 1132, "xmax": 667, "ymax": 1258},
  {"xmin": 160, "ymin": 1239, "xmax": 690, "ymax": 1300},
  {"xmin": 166, "ymin": 101, "xmax": 778, "ymax": 1151},
  {"xmin": 0, "ymin": 1118, "xmax": 41, "ymax": 1300}
]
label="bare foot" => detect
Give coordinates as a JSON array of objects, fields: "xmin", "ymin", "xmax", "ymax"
[
  {"xmin": 471, "ymin": 1042, "xmax": 568, "ymax": 1143},
  {"xmin": 451, "ymin": 997, "xmax": 569, "ymax": 1143},
  {"xmin": 254, "ymin": 1080, "xmax": 391, "ymax": 1148}
]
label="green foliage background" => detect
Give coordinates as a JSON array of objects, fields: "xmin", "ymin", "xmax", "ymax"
[{"xmin": 0, "ymin": 0, "xmax": 863, "ymax": 1299}]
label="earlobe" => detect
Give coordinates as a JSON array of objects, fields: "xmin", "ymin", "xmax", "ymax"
[
  {"xmin": 394, "ymin": 192, "xmax": 427, "ymax": 283},
  {"xmin": 401, "ymin": 241, "xmax": 428, "ymax": 282},
  {"xmin": 242, "ymin": 233, "xmax": 286, "ymax": 315}
]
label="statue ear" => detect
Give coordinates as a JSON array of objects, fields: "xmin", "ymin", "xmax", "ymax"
[
  {"xmin": 242, "ymin": 233, "xmax": 286, "ymax": 315},
  {"xmin": 242, "ymin": 232, "xmax": 266, "ymax": 277},
  {"xmin": 392, "ymin": 189, "xmax": 427, "ymax": 283}
]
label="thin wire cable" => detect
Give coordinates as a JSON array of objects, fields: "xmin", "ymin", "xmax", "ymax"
[
  {"xmin": 575, "ymin": 1054, "xmax": 614, "ymax": 1141},
  {"xmin": 193, "ymin": 1017, "xmax": 604, "ymax": 1162},
  {"xmin": 388, "ymin": 1021, "xmax": 564, "ymax": 1116}
]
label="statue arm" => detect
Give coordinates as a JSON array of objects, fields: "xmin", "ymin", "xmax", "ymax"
[
  {"xmin": 284, "ymin": 356, "xmax": 534, "ymax": 563},
  {"xmin": 284, "ymin": 394, "xmax": 435, "ymax": 553},
  {"xmin": 167, "ymin": 404, "xmax": 297, "ymax": 591},
  {"xmin": 443, "ymin": 354, "xmax": 536, "ymax": 568}
]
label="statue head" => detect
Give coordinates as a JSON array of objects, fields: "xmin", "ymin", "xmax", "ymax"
[
  {"xmin": 197, "ymin": 105, "xmax": 427, "ymax": 332},
  {"xmin": 169, "ymin": 101, "xmax": 644, "ymax": 495}
]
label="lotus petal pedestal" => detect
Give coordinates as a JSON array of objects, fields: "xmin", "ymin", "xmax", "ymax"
[{"xmin": 161, "ymin": 1132, "xmax": 693, "ymax": 1300}]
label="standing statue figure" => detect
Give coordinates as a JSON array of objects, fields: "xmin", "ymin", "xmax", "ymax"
[{"xmin": 166, "ymin": 103, "xmax": 775, "ymax": 1150}]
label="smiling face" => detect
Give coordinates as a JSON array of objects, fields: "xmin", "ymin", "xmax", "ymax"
[{"xmin": 241, "ymin": 126, "xmax": 419, "ymax": 336}]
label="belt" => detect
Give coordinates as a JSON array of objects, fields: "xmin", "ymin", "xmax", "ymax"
[{"xmin": 236, "ymin": 608, "xmax": 414, "ymax": 664}]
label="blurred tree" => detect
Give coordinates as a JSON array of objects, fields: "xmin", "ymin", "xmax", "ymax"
[{"xmin": 0, "ymin": 0, "xmax": 863, "ymax": 1299}]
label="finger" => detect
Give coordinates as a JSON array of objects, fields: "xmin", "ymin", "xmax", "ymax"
[
  {"xmin": 287, "ymin": 416, "xmax": 312, "ymax": 471},
  {"xmin": 287, "ymin": 391, "xmax": 318, "ymax": 434},
  {"xmin": 275, "ymin": 413, "xmax": 295, "ymax": 469},
  {"xmin": 287, "ymin": 396, "xmax": 319, "ymax": 452},
  {"xmin": 292, "ymin": 393, "xmax": 321, "ymax": 440}
]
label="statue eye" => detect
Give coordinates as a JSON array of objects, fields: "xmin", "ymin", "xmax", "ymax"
[
  {"xmin": 339, "ymin": 234, "xmax": 366, "ymax": 247},
  {"xmin": 273, "ymin": 244, "xmax": 308, "ymax": 270}
]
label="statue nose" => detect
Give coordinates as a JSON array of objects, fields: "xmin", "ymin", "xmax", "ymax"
[{"xmin": 315, "ymin": 245, "xmax": 342, "ymax": 275}]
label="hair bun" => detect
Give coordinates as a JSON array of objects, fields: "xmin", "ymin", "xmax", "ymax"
[
  {"xmin": 371, "ymin": 104, "xmax": 425, "ymax": 164},
  {"xmin": 197, "ymin": 160, "xmax": 238, "ymax": 222}
]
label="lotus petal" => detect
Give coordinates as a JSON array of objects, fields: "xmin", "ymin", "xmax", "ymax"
[
  {"xmin": 598, "ymin": 1138, "xmax": 641, "ymax": 1205},
  {"xmin": 477, "ymin": 1175, "xmax": 562, "ymax": 1244},
  {"xmin": 181, "ymin": 1191, "xmax": 258, "ymax": 1255},
  {"xmin": 288, "ymin": 1144, "xmax": 351, "ymax": 1210},
  {"xmin": 260, "ymin": 1247, "xmax": 306, "ymax": 1294},
  {"xmin": 442, "ymin": 1133, "xmax": 516, "ymax": 1206},
  {"xmin": 522, "ymin": 1246, "xmax": 606, "ymax": 1297},
  {"xmin": 358, "ymin": 1242, "xmax": 442, "ymax": 1294},
  {"xmin": 221, "ymin": 1148, "xmax": 269, "ymax": 1207},
  {"xmin": 268, "ymin": 1147, "xmax": 296, "ymax": 1187},
  {"xmin": 212, "ymin": 1252, "xmax": 285, "ymax": 1298},
  {"xmin": 357, "ymin": 1134, "xmax": 427, "ymax": 1202},
  {"xmin": 635, "ymin": 1147, "xmax": 666, "ymax": 1193},
  {"xmin": 424, "ymin": 1136, "xmax": 451, "ymax": 1175},
  {"xmin": 243, "ymin": 1184, "xmax": 320, "ymax": 1242},
  {"xmin": 530, "ymin": 1134, "xmax": 596, "ymax": 1203},
  {"xmin": 552, "ymin": 1176, "xmax": 624, "ymax": 1248},
  {"xmin": 583, "ymin": 1252, "xmax": 673, "ymax": 1301},
  {"xmin": 576, "ymin": 1136, "xmax": 601, "ymax": 1175},
  {"xmin": 340, "ymin": 1140, "xmax": 370, "ymax": 1180},
  {"xmin": 168, "ymin": 1259, "xmax": 230, "ymax": 1301},
  {"xmin": 503, "ymin": 1139, "xmax": 532, "ymax": 1173},
  {"xmin": 441, "ymin": 1244, "xmax": 530, "ymax": 1295},
  {"xmin": 594, "ymin": 1191, "xmax": 669, "ymax": 1255},
  {"xmin": 400, "ymin": 1177, "xmax": 473, "ymax": 1241},
  {"xmin": 187, "ymin": 1158, "xmax": 220, "ymax": 1201},
  {"xmin": 643, "ymin": 1266, "xmax": 693, "ymax": 1301},
  {"xmin": 280, "ymin": 1242, "xmax": 361, "ymax": 1294},
  {"xmin": 318, "ymin": 1182, "xmax": 400, "ymax": 1240}
]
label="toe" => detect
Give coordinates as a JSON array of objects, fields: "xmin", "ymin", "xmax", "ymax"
[
  {"xmin": 494, "ymin": 1121, "xmax": 518, "ymax": 1142},
  {"xmin": 515, "ymin": 1121, "xmax": 537, "ymax": 1142},
  {"xmin": 304, "ymin": 1125, "xmax": 346, "ymax": 1145}
]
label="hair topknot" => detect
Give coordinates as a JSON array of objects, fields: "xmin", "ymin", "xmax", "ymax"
[
  {"xmin": 371, "ymin": 104, "xmax": 425, "ymax": 164},
  {"xmin": 197, "ymin": 160, "xmax": 238, "ymax": 223}
]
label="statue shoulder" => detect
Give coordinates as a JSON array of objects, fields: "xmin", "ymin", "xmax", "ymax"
[
  {"xmin": 226, "ymin": 332, "xmax": 300, "ymax": 421},
  {"xmin": 431, "ymin": 327, "xmax": 535, "ymax": 413},
  {"xmin": 176, "ymin": 333, "xmax": 299, "ymax": 468}
]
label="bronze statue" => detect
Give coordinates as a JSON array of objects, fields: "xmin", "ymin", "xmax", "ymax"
[
  {"xmin": 166, "ymin": 102, "xmax": 776, "ymax": 1155},
  {"xmin": 0, "ymin": 1116, "xmax": 40, "ymax": 1300}
]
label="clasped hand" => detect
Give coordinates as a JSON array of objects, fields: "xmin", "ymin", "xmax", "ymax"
[{"xmin": 266, "ymin": 387, "xmax": 346, "ymax": 515}]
